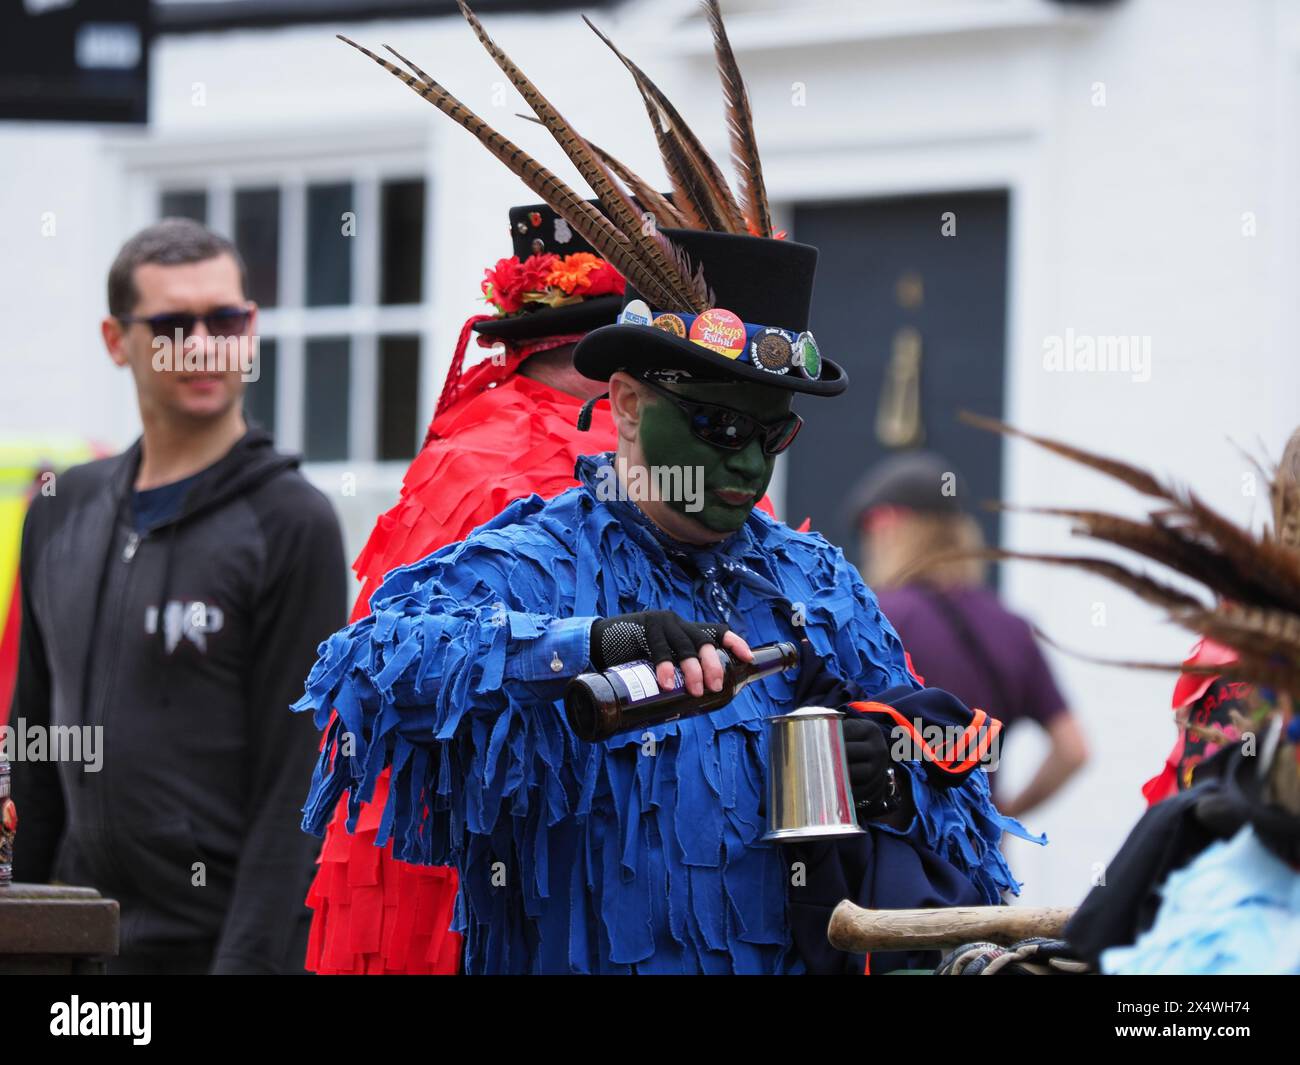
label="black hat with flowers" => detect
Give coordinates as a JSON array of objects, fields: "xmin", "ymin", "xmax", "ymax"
[{"xmin": 475, "ymin": 201, "xmax": 625, "ymax": 341}]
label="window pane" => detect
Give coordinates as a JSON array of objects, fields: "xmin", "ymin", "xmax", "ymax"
[
  {"xmin": 380, "ymin": 179, "xmax": 425, "ymax": 305},
  {"xmin": 234, "ymin": 186, "xmax": 280, "ymax": 307},
  {"xmin": 304, "ymin": 337, "xmax": 350, "ymax": 461},
  {"xmin": 306, "ymin": 182, "xmax": 353, "ymax": 307},
  {"xmin": 243, "ymin": 338, "xmax": 277, "ymax": 436},
  {"xmin": 377, "ymin": 335, "xmax": 420, "ymax": 460},
  {"xmin": 160, "ymin": 189, "xmax": 207, "ymax": 223}
]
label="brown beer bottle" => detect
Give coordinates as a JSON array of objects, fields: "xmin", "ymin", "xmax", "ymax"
[{"xmin": 564, "ymin": 640, "xmax": 799, "ymax": 742}]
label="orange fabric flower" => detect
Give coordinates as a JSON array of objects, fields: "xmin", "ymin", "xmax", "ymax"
[{"xmin": 546, "ymin": 252, "xmax": 605, "ymax": 294}]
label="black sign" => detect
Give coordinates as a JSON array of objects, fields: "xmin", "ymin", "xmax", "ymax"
[{"xmin": 0, "ymin": 0, "xmax": 151, "ymax": 124}]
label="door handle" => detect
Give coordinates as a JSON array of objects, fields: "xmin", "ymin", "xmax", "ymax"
[{"xmin": 876, "ymin": 325, "xmax": 925, "ymax": 448}]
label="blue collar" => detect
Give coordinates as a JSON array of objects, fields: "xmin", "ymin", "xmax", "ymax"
[{"xmin": 574, "ymin": 452, "xmax": 788, "ymax": 630}]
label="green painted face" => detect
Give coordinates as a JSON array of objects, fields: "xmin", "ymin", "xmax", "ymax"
[{"xmin": 638, "ymin": 377, "xmax": 794, "ymax": 534}]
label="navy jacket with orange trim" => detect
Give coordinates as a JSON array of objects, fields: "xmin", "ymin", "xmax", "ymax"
[{"xmin": 782, "ymin": 642, "xmax": 1010, "ymax": 973}]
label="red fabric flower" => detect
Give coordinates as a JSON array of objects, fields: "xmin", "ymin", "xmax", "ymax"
[
  {"xmin": 481, "ymin": 253, "xmax": 557, "ymax": 315},
  {"xmin": 518, "ymin": 252, "xmax": 556, "ymax": 294},
  {"xmin": 579, "ymin": 257, "xmax": 626, "ymax": 297},
  {"xmin": 481, "ymin": 257, "xmax": 525, "ymax": 314}
]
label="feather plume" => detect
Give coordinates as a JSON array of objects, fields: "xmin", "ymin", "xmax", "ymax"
[
  {"xmin": 382, "ymin": 42, "xmax": 435, "ymax": 84},
  {"xmin": 1163, "ymin": 495, "xmax": 1300, "ymax": 609},
  {"xmin": 702, "ymin": 0, "xmax": 772, "ymax": 237},
  {"xmin": 1273, "ymin": 427, "xmax": 1300, "ymax": 549},
  {"xmin": 455, "ymin": 1, "xmax": 709, "ymax": 311},
  {"xmin": 338, "ymin": 36, "xmax": 686, "ymax": 309},
  {"xmin": 1028, "ymin": 627, "xmax": 1300, "ymax": 698},
  {"xmin": 959, "ymin": 411, "xmax": 1172, "ymax": 502},
  {"xmin": 513, "ymin": 114, "xmax": 693, "ymax": 255},
  {"xmin": 966, "ymin": 413, "xmax": 1300, "ymax": 703},
  {"xmin": 582, "ymin": 138, "xmax": 686, "ymax": 229},
  {"xmin": 991, "ymin": 503, "xmax": 1251, "ymax": 600},
  {"xmin": 583, "ymin": 16, "xmax": 747, "ymax": 235},
  {"xmin": 969, "ymin": 549, "xmax": 1207, "ymax": 612},
  {"xmin": 1172, "ymin": 602, "xmax": 1300, "ymax": 660}
]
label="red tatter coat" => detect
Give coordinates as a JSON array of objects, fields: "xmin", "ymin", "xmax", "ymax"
[{"xmin": 306, "ymin": 339, "xmax": 618, "ymax": 974}]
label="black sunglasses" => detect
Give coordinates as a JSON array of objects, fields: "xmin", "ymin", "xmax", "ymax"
[
  {"xmin": 117, "ymin": 306, "xmax": 252, "ymax": 340},
  {"xmin": 638, "ymin": 376, "xmax": 803, "ymax": 456}
]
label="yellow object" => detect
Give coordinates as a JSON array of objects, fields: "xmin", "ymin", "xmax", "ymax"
[{"xmin": 0, "ymin": 439, "xmax": 99, "ymax": 659}]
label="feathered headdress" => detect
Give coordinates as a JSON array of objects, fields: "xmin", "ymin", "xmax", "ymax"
[
  {"xmin": 338, "ymin": 0, "xmax": 776, "ymax": 315},
  {"xmin": 962, "ymin": 413, "xmax": 1300, "ymax": 812}
]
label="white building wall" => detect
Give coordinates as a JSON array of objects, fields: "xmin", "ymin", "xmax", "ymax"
[{"xmin": 2, "ymin": 0, "xmax": 1298, "ymax": 907}]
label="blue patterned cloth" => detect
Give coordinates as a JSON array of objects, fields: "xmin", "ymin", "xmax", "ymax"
[
  {"xmin": 1102, "ymin": 826, "xmax": 1300, "ymax": 975},
  {"xmin": 294, "ymin": 453, "xmax": 1031, "ymax": 973}
]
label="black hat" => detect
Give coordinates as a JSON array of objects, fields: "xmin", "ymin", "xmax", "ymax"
[
  {"xmin": 573, "ymin": 229, "xmax": 847, "ymax": 397},
  {"xmin": 847, "ymin": 451, "xmax": 965, "ymax": 526},
  {"xmin": 474, "ymin": 201, "xmax": 623, "ymax": 341}
]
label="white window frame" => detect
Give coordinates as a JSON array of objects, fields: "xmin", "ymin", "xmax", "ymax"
[{"xmin": 112, "ymin": 125, "xmax": 436, "ymax": 475}]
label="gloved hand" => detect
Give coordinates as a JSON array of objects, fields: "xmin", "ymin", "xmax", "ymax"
[
  {"xmin": 842, "ymin": 714, "xmax": 896, "ymax": 815},
  {"xmin": 936, "ymin": 938, "xmax": 1090, "ymax": 975},
  {"xmin": 589, "ymin": 610, "xmax": 743, "ymax": 697}
]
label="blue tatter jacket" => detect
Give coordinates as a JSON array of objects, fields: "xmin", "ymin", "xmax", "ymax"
[{"xmin": 295, "ymin": 453, "xmax": 1040, "ymax": 974}]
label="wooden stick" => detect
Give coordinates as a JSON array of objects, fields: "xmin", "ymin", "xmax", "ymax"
[{"xmin": 828, "ymin": 901, "xmax": 1076, "ymax": 952}]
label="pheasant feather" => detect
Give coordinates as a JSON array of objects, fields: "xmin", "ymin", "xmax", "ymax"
[
  {"xmin": 455, "ymin": 1, "xmax": 709, "ymax": 311},
  {"xmin": 969, "ymin": 415, "xmax": 1300, "ymax": 703},
  {"xmin": 584, "ymin": 16, "xmax": 747, "ymax": 235},
  {"xmin": 703, "ymin": 0, "xmax": 772, "ymax": 237},
  {"xmin": 583, "ymin": 138, "xmax": 686, "ymax": 230},
  {"xmin": 338, "ymin": 36, "xmax": 684, "ymax": 309}
]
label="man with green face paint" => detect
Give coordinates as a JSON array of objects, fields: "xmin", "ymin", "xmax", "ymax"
[
  {"xmin": 294, "ymin": 225, "xmax": 1039, "ymax": 975},
  {"xmin": 633, "ymin": 377, "xmax": 788, "ymax": 538}
]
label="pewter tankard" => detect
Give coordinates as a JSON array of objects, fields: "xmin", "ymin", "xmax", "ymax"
[{"xmin": 762, "ymin": 706, "xmax": 864, "ymax": 842}]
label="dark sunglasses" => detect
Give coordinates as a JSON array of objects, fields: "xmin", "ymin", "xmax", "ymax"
[
  {"xmin": 638, "ymin": 376, "xmax": 803, "ymax": 456},
  {"xmin": 117, "ymin": 306, "xmax": 252, "ymax": 340}
]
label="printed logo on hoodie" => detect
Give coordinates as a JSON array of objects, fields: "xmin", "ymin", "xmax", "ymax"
[{"xmin": 144, "ymin": 601, "xmax": 225, "ymax": 653}]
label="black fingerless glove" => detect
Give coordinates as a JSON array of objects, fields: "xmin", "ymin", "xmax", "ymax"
[{"xmin": 589, "ymin": 610, "xmax": 727, "ymax": 670}]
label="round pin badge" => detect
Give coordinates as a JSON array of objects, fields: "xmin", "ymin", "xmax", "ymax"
[
  {"xmin": 751, "ymin": 327, "xmax": 795, "ymax": 374},
  {"xmin": 619, "ymin": 299, "xmax": 653, "ymax": 327},
  {"xmin": 689, "ymin": 308, "xmax": 746, "ymax": 359},
  {"xmin": 652, "ymin": 312, "xmax": 686, "ymax": 336},
  {"xmin": 795, "ymin": 331, "xmax": 822, "ymax": 380}
]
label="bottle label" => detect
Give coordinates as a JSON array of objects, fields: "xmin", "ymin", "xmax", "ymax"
[{"xmin": 607, "ymin": 660, "xmax": 681, "ymax": 704}]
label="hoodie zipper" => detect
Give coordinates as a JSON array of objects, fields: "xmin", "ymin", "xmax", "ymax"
[
  {"xmin": 88, "ymin": 524, "xmax": 145, "ymax": 892},
  {"xmin": 96, "ymin": 530, "xmax": 142, "ymax": 731}
]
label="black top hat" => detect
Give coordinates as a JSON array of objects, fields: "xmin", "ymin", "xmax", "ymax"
[
  {"xmin": 474, "ymin": 201, "xmax": 623, "ymax": 341},
  {"xmin": 573, "ymin": 229, "xmax": 847, "ymax": 397}
]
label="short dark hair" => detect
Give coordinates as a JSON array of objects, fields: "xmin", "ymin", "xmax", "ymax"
[{"xmin": 107, "ymin": 217, "xmax": 248, "ymax": 316}]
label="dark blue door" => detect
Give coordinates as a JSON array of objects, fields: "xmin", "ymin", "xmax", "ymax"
[{"xmin": 788, "ymin": 191, "xmax": 1009, "ymax": 569}]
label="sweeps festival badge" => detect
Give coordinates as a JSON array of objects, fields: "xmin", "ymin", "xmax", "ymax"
[{"xmin": 689, "ymin": 308, "xmax": 746, "ymax": 359}]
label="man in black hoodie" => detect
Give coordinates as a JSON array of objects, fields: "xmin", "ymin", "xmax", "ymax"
[{"xmin": 11, "ymin": 218, "xmax": 346, "ymax": 974}]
